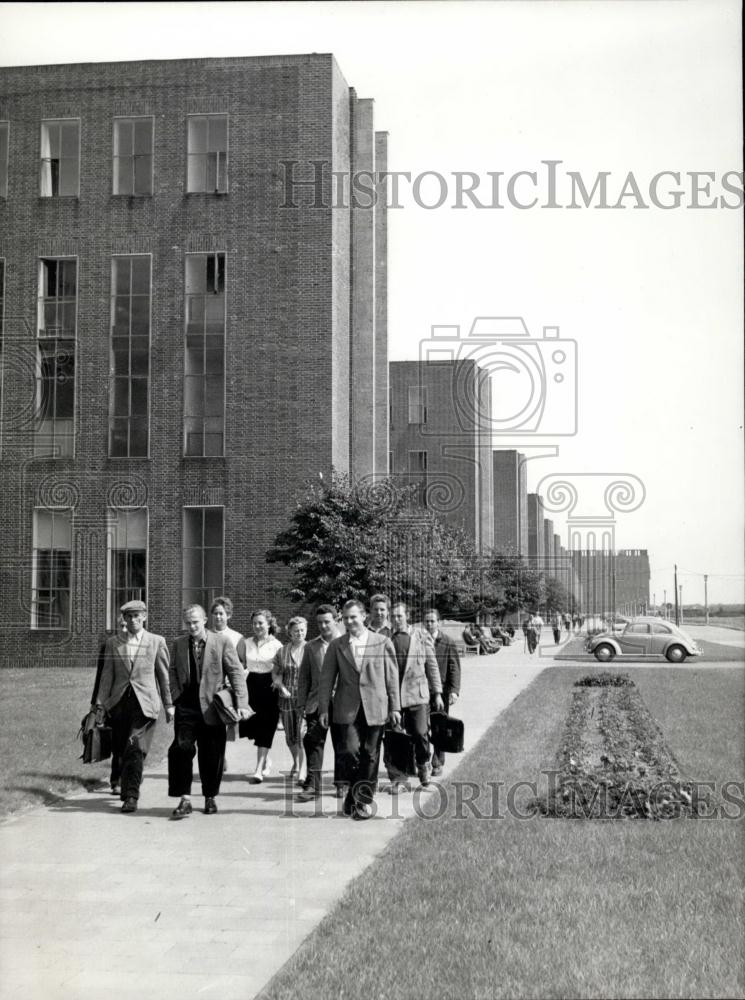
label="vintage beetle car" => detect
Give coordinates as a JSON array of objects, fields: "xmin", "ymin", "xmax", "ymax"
[{"xmin": 585, "ymin": 617, "xmax": 703, "ymax": 663}]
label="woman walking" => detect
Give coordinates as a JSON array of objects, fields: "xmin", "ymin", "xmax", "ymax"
[
  {"xmin": 242, "ymin": 609, "xmax": 283, "ymax": 783},
  {"xmin": 271, "ymin": 616, "xmax": 308, "ymax": 782}
]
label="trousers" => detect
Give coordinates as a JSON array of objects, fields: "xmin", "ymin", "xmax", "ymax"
[
  {"xmin": 168, "ymin": 703, "xmax": 227, "ymax": 798},
  {"xmin": 108, "ymin": 686, "xmax": 157, "ymax": 801},
  {"xmin": 384, "ymin": 703, "xmax": 430, "ymax": 781},
  {"xmin": 332, "ymin": 708, "xmax": 384, "ymax": 810}
]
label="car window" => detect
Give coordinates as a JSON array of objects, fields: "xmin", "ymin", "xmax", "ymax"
[
  {"xmin": 626, "ymin": 623, "xmax": 650, "ymax": 634},
  {"xmin": 651, "ymin": 624, "xmax": 672, "ymax": 634}
]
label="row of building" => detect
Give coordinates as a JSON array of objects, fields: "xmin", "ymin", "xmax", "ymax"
[{"xmin": 0, "ymin": 54, "xmax": 648, "ymax": 669}]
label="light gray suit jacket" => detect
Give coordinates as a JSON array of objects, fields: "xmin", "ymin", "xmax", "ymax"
[
  {"xmin": 318, "ymin": 631, "xmax": 400, "ymax": 726},
  {"xmin": 97, "ymin": 629, "xmax": 172, "ymax": 719}
]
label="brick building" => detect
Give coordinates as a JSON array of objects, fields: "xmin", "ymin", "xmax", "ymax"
[
  {"xmin": 492, "ymin": 449, "xmax": 528, "ymax": 556},
  {"xmin": 388, "ymin": 359, "xmax": 494, "ymax": 553},
  {"xmin": 0, "ymin": 55, "xmax": 387, "ymax": 667},
  {"xmin": 527, "ymin": 492, "xmax": 545, "ymax": 571}
]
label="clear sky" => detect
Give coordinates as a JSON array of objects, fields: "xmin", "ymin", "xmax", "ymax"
[{"xmin": 1, "ymin": 1, "xmax": 743, "ymax": 606}]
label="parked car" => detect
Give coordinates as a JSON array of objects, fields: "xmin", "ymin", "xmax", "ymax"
[{"xmin": 585, "ymin": 617, "xmax": 703, "ymax": 663}]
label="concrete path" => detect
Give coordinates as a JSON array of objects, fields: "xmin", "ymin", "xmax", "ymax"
[{"xmin": 0, "ymin": 643, "xmax": 545, "ymax": 1000}]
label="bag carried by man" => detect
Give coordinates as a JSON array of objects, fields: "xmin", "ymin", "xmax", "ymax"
[
  {"xmin": 78, "ymin": 708, "xmax": 113, "ymax": 764},
  {"xmin": 430, "ymin": 712, "xmax": 465, "ymax": 754}
]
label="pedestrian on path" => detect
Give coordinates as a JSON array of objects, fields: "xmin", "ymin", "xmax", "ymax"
[
  {"xmin": 422, "ymin": 608, "xmax": 461, "ymax": 777},
  {"xmin": 272, "ymin": 616, "xmax": 308, "ymax": 782},
  {"xmin": 95, "ymin": 600, "xmax": 173, "ymax": 814},
  {"xmin": 296, "ymin": 605, "xmax": 342, "ymax": 802},
  {"xmin": 242, "ymin": 610, "xmax": 283, "ymax": 783},
  {"xmin": 168, "ymin": 605, "xmax": 250, "ymax": 818}
]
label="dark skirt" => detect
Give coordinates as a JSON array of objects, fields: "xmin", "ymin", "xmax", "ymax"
[{"xmin": 240, "ymin": 672, "xmax": 279, "ymax": 749}]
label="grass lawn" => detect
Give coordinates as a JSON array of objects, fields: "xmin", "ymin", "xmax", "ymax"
[
  {"xmin": 0, "ymin": 668, "xmax": 171, "ymax": 816},
  {"xmin": 260, "ymin": 666, "xmax": 745, "ymax": 1000}
]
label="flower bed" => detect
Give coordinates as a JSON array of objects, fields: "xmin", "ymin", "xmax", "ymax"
[{"xmin": 533, "ymin": 673, "xmax": 707, "ymax": 819}]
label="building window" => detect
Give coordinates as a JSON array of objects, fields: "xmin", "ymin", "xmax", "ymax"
[
  {"xmin": 187, "ymin": 115, "xmax": 228, "ymax": 193},
  {"xmin": 0, "ymin": 122, "xmax": 8, "ymax": 198},
  {"xmin": 113, "ymin": 117, "xmax": 153, "ymax": 196},
  {"xmin": 408, "ymin": 450, "xmax": 428, "ymax": 506},
  {"xmin": 36, "ymin": 259, "xmax": 76, "ymax": 456},
  {"xmin": 182, "ymin": 506, "xmax": 224, "ymax": 610},
  {"xmin": 109, "ymin": 255, "xmax": 150, "ymax": 457},
  {"xmin": 106, "ymin": 508, "xmax": 147, "ymax": 629},
  {"xmin": 184, "ymin": 253, "xmax": 225, "ymax": 456},
  {"xmin": 389, "ymin": 450, "xmax": 393, "ymax": 474},
  {"xmin": 32, "ymin": 508, "xmax": 72, "ymax": 629},
  {"xmin": 40, "ymin": 119, "xmax": 80, "ymax": 197},
  {"xmin": 408, "ymin": 386, "xmax": 428, "ymax": 424}
]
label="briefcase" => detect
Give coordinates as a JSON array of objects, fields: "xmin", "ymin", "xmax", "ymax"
[
  {"xmin": 213, "ymin": 687, "xmax": 255, "ymax": 727},
  {"xmin": 430, "ymin": 712, "xmax": 464, "ymax": 754},
  {"xmin": 384, "ymin": 726, "xmax": 417, "ymax": 777},
  {"xmin": 79, "ymin": 709, "xmax": 113, "ymax": 764}
]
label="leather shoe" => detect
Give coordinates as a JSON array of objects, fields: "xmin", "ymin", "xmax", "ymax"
[
  {"xmin": 388, "ymin": 781, "xmax": 411, "ymax": 795},
  {"xmin": 341, "ymin": 797, "xmax": 354, "ymax": 816},
  {"xmin": 110, "ymin": 784, "xmax": 121, "ymax": 796},
  {"xmin": 171, "ymin": 798, "xmax": 193, "ymax": 820},
  {"xmin": 204, "ymin": 797, "xmax": 217, "ymax": 815},
  {"xmin": 296, "ymin": 788, "xmax": 320, "ymax": 803},
  {"xmin": 336, "ymin": 784, "xmax": 348, "ymax": 799},
  {"xmin": 418, "ymin": 765, "xmax": 432, "ymax": 787},
  {"xmin": 431, "ymin": 765, "xmax": 443, "ymax": 777},
  {"xmin": 352, "ymin": 803, "xmax": 373, "ymax": 821},
  {"xmin": 121, "ymin": 797, "xmax": 137, "ymax": 814}
]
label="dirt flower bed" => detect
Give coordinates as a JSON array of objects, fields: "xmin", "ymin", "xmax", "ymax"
[{"xmin": 533, "ymin": 673, "xmax": 707, "ymax": 819}]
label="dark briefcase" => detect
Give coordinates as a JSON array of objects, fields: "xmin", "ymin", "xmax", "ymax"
[
  {"xmin": 79, "ymin": 710, "xmax": 113, "ymax": 764},
  {"xmin": 384, "ymin": 726, "xmax": 417, "ymax": 777},
  {"xmin": 430, "ymin": 712, "xmax": 465, "ymax": 754}
]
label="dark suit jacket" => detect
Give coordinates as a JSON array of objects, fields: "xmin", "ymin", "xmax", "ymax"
[
  {"xmin": 169, "ymin": 631, "xmax": 248, "ymax": 725},
  {"xmin": 297, "ymin": 632, "xmax": 340, "ymax": 716},
  {"xmin": 318, "ymin": 631, "xmax": 400, "ymax": 726},
  {"xmin": 433, "ymin": 632, "xmax": 461, "ymax": 699},
  {"xmin": 97, "ymin": 630, "xmax": 172, "ymax": 719}
]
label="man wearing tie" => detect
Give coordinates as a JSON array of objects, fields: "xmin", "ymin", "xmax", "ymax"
[
  {"xmin": 168, "ymin": 605, "xmax": 250, "ymax": 818},
  {"xmin": 318, "ymin": 600, "xmax": 400, "ymax": 820},
  {"xmin": 95, "ymin": 600, "xmax": 173, "ymax": 814}
]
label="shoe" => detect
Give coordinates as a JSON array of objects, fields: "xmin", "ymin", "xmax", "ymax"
[
  {"xmin": 171, "ymin": 798, "xmax": 193, "ymax": 820},
  {"xmin": 342, "ymin": 797, "xmax": 354, "ymax": 816},
  {"xmin": 262, "ymin": 757, "xmax": 272, "ymax": 777},
  {"xmin": 352, "ymin": 803, "xmax": 373, "ymax": 821},
  {"xmin": 388, "ymin": 781, "xmax": 411, "ymax": 795},
  {"xmin": 289, "ymin": 766, "xmax": 297, "ymax": 779},
  {"xmin": 296, "ymin": 789, "xmax": 321, "ymax": 802},
  {"xmin": 110, "ymin": 784, "xmax": 121, "ymax": 796},
  {"xmin": 418, "ymin": 765, "xmax": 432, "ymax": 787},
  {"xmin": 204, "ymin": 797, "xmax": 218, "ymax": 815},
  {"xmin": 431, "ymin": 765, "xmax": 443, "ymax": 777},
  {"xmin": 335, "ymin": 785, "xmax": 347, "ymax": 799},
  {"xmin": 248, "ymin": 774, "xmax": 263, "ymax": 785},
  {"xmin": 121, "ymin": 797, "xmax": 138, "ymax": 814}
]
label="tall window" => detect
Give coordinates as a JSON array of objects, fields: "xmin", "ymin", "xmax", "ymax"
[
  {"xmin": 0, "ymin": 122, "xmax": 8, "ymax": 198},
  {"xmin": 32, "ymin": 508, "xmax": 72, "ymax": 629},
  {"xmin": 106, "ymin": 508, "xmax": 147, "ymax": 628},
  {"xmin": 187, "ymin": 115, "xmax": 228, "ymax": 193},
  {"xmin": 36, "ymin": 258, "xmax": 76, "ymax": 456},
  {"xmin": 182, "ymin": 507, "xmax": 224, "ymax": 610},
  {"xmin": 408, "ymin": 385, "xmax": 428, "ymax": 424},
  {"xmin": 110, "ymin": 256, "xmax": 150, "ymax": 457},
  {"xmin": 113, "ymin": 117, "xmax": 153, "ymax": 196},
  {"xmin": 408, "ymin": 450, "xmax": 428, "ymax": 506},
  {"xmin": 184, "ymin": 253, "xmax": 225, "ymax": 456},
  {"xmin": 40, "ymin": 120, "xmax": 80, "ymax": 197}
]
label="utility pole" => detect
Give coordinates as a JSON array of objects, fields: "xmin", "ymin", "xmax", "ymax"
[
  {"xmin": 663, "ymin": 589, "xmax": 667, "ymax": 619},
  {"xmin": 679, "ymin": 584, "xmax": 683, "ymax": 624},
  {"xmin": 674, "ymin": 565, "xmax": 679, "ymax": 625},
  {"xmin": 704, "ymin": 574, "xmax": 709, "ymax": 626}
]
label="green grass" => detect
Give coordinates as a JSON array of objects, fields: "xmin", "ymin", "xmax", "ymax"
[
  {"xmin": 0, "ymin": 669, "xmax": 172, "ymax": 816},
  {"xmin": 260, "ymin": 666, "xmax": 745, "ymax": 1000}
]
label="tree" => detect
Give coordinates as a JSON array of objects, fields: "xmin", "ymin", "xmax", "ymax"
[
  {"xmin": 485, "ymin": 549, "xmax": 544, "ymax": 619},
  {"xmin": 266, "ymin": 472, "xmax": 478, "ymax": 611},
  {"xmin": 543, "ymin": 576, "xmax": 571, "ymax": 614}
]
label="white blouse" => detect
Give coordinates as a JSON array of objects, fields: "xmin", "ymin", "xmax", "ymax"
[{"xmin": 244, "ymin": 635, "xmax": 283, "ymax": 675}]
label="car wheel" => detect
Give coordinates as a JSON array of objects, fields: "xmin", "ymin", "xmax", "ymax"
[
  {"xmin": 594, "ymin": 643, "xmax": 616, "ymax": 663},
  {"xmin": 665, "ymin": 644, "xmax": 687, "ymax": 663}
]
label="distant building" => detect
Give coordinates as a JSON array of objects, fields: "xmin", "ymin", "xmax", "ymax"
[
  {"xmin": 0, "ymin": 54, "xmax": 387, "ymax": 667},
  {"xmin": 492, "ymin": 449, "xmax": 528, "ymax": 556},
  {"xmin": 527, "ymin": 493, "xmax": 545, "ymax": 571},
  {"xmin": 573, "ymin": 549, "xmax": 650, "ymax": 616},
  {"xmin": 388, "ymin": 359, "xmax": 494, "ymax": 552}
]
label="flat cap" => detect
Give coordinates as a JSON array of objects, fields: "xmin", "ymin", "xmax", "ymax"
[{"xmin": 120, "ymin": 599, "xmax": 147, "ymax": 614}]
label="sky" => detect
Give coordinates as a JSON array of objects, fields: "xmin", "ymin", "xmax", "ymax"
[{"xmin": 1, "ymin": 1, "xmax": 743, "ymax": 606}]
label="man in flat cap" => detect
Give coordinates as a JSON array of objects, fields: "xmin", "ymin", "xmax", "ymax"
[{"xmin": 96, "ymin": 600, "xmax": 173, "ymax": 813}]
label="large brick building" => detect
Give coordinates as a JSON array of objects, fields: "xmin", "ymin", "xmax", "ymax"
[{"xmin": 0, "ymin": 55, "xmax": 387, "ymax": 667}]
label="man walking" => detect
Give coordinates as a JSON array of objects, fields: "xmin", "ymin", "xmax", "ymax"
[
  {"xmin": 296, "ymin": 604, "xmax": 342, "ymax": 802},
  {"xmin": 367, "ymin": 594, "xmax": 392, "ymax": 636},
  {"xmin": 96, "ymin": 600, "xmax": 173, "ymax": 814},
  {"xmin": 168, "ymin": 605, "xmax": 250, "ymax": 818},
  {"xmin": 318, "ymin": 600, "xmax": 400, "ymax": 820},
  {"xmin": 422, "ymin": 608, "xmax": 461, "ymax": 777},
  {"xmin": 385, "ymin": 602, "xmax": 444, "ymax": 792}
]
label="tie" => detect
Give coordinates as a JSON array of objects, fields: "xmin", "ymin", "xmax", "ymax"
[{"xmin": 191, "ymin": 638, "xmax": 204, "ymax": 682}]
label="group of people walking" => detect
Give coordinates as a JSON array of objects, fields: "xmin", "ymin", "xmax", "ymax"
[{"xmin": 92, "ymin": 594, "xmax": 461, "ymax": 822}]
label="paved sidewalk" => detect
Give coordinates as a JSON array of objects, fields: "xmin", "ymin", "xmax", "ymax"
[{"xmin": 0, "ymin": 645, "xmax": 545, "ymax": 1000}]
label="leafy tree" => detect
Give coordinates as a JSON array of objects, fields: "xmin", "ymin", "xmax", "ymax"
[
  {"xmin": 266, "ymin": 472, "xmax": 478, "ymax": 611},
  {"xmin": 543, "ymin": 576, "xmax": 571, "ymax": 614},
  {"xmin": 485, "ymin": 548, "xmax": 544, "ymax": 619}
]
